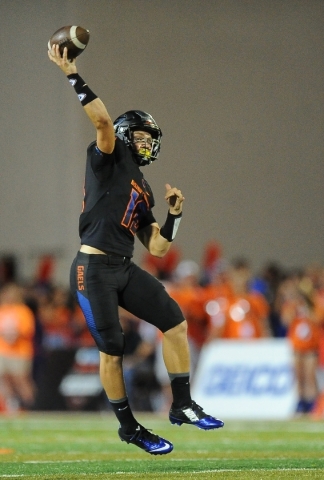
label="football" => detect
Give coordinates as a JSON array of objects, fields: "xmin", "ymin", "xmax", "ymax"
[{"xmin": 48, "ymin": 25, "xmax": 90, "ymax": 60}]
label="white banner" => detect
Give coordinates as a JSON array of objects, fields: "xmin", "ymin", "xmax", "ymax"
[{"xmin": 191, "ymin": 339, "xmax": 298, "ymax": 419}]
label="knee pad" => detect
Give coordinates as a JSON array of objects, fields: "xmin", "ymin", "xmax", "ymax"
[{"xmin": 97, "ymin": 328, "xmax": 125, "ymax": 356}]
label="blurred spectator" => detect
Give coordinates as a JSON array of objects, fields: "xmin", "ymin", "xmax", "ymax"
[
  {"xmin": 280, "ymin": 273, "xmax": 324, "ymax": 414},
  {"xmin": 0, "ymin": 283, "xmax": 36, "ymax": 412},
  {"xmin": 251, "ymin": 261, "xmax": 287, "ymax": 337},
  {"xmin": 205, "ymin": 258, "xmax": 270, "ymax": 341},
  {"xmin": 33, "ymin": 254, "xmax": 56, "ymax": 291},
  {"xmin": 38, "ymin": 286, "xmax": 74, "ymax": 349},
  {"xmin": 0, "ymin": 255, "xmax": 17, "ymax": 287},
  {"xmin": 304, "ymin": 263, "xmax": 323, "ymax": 291},
  {"xmin": 23, "ymin": 286, "xmax": 44, "ymax": 389},
  {"xmin": 202, "ymin": 258, "xmax": 232, "ymax": 306},
  {"xmin": 312, "ymin": 268, "xmax": 324, "ymax": 418},
  {"xmin": 199, "ymin": 240, "xmax": 226, "ymax": 287}
]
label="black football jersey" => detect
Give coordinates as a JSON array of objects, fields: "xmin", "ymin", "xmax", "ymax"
[{"xmin": 79, "ymin": 138, "xmax": 156, "ymax": 257}]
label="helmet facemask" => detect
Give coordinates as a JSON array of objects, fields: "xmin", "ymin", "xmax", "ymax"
[
  {"xmin": 113, "ymin": 110, "xmax": 162, "ymax": 166},
  {"xmin": 131, "ymin": 130, "xmax": 161, "ymax": 166}
]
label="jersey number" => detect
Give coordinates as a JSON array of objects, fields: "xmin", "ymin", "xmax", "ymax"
[{"xmin": 121, "ymin": 188, "xmax": 145, "ymax": 236}]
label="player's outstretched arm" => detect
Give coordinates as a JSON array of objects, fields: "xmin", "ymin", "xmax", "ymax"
[
  {"xmin": 48, "ymin": 45, "xmax": 115, "ymax": 154},
  {"xmin": 137, "ymin": 184, "xmax": 184, "ymax": 257}
]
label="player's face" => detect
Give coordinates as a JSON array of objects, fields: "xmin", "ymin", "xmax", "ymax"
[{"xmin": 132, "ymin": 130, "xmax": 153, "ymax": 156}]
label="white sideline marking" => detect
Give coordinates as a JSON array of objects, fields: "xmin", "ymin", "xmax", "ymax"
[
  {"xmin": 24, "ymin": 460, "xmax": 95, "ymax": 463},
  {"xmin": 1, "ymin": 467, "xmax": 322, "ymax": 477}
]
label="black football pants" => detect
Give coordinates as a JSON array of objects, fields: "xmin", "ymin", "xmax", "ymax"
[{"xmin": 70, "ymin": 251, "xmax": 184, "ymax": 355}]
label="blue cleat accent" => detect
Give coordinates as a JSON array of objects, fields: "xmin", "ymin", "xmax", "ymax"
[
  {"xmin": 169, "ymin": 401, "xmax": 224, "ymax": 430},
  {"xmin": 118, "ymin": 425, "xmax": 173, "ymax": 455}
]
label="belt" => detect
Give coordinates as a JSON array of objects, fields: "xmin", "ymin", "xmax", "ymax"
[
  {"xmin": 78, "ymin": 251, "xmax": 130, "ymax": 265},
  {"xmin": 104, "ymin": 254, "xmax": 130, "ymax": 265}
]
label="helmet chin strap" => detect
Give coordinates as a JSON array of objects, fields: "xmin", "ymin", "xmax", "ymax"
[{"xmin": 137, "ymin": 155, "xmax": 152, "ymax": 166}]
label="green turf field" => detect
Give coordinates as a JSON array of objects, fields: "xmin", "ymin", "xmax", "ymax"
[{"xmin": 0, "ymin": 412, "xmax": 323, "ymax": 479}]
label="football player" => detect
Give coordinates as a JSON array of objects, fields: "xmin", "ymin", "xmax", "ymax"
[{"xmin": 48, "ymin": 44, "xmax": 224, "ymax": 455}]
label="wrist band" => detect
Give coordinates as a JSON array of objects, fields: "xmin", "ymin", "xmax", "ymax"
[
  {"xmin": 160, "ymin": 211, "xmax": 182, "ymax": 242},
  {"xmin": 67, "ymin": 73, "xmax": 98, "ymax": 106}
]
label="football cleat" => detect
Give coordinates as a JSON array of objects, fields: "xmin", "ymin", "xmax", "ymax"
[
  {"xmin": 169, "ymin": 401, "xmax": 224, "ymax": 430},
  {"xmin": 118, "ymin": 424, "xmax": 173, "ymax": 455}
]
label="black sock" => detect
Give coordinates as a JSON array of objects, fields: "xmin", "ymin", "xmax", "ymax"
[
  {"xmin": 109, "ymin": 397, "xmax": 138, "ymax": 434},
  {"xmin": 170, "ymin": 375, "xmax": 191, "ymax": 408}
]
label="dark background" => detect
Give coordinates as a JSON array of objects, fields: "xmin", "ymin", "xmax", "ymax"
[{"xmin": 1, "ymin": 0, "xmax": 323, "ymax": 283}]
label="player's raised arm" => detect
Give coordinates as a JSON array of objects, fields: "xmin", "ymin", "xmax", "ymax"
[{"xmin": 48, "ymin": 44, "xmax": 115, "ymax": 154}]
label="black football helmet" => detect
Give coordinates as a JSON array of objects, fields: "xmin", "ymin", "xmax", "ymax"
[{"xmin": 113, "ymin": 110, "xmax": 162, "ymax": 166}]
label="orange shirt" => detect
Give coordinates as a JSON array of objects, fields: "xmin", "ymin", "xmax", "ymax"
[
  {"xmin": 205, "ymin": 290, "xmax": 269, "ymax": 340},
  {"xmin": 222, "ymin": 294, "xmax": 269, "ymax": 339},
  {"xmin": 319, "ymin": 327, "xmax": 324, "ymax": 366},
  {"xmin": 287, "ymin": 317, "xmax": 322, "ymax": 352},
  {"xmin": 315, "ymin": 291, "xmax": 324, "ymax": 364},
  {"xmin": 281, "ymin": 299, "xmax": 324, "ymax": 353},
  {"xmin": 0, "ymin": 304, "xmax": 35, "ymax": 358},
  {"xmin": 203, "ymin": 283, "xmax": 233, "ymax": 304}
]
